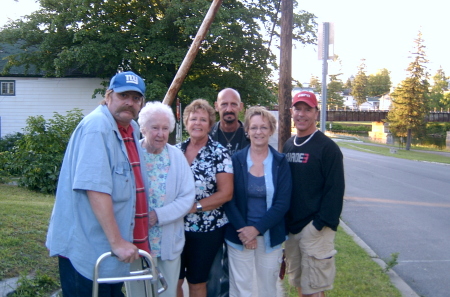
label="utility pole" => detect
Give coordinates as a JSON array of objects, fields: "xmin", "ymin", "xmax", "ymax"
[
  {"xmin": 318, "ymin": 22, "xmax": 334, "ymax": 132},
  {"xmin": 278, "ymin": 0, "xmax": 293, "ymax": 151},
  {"xmin": 162, "ymin": 0, "xmax": 223, "ymax": 106}
]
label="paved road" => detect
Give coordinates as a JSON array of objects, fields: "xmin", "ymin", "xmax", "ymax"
[{"xmin": 340, "ymin": 146, "xmax": 450, "ymax": 297}]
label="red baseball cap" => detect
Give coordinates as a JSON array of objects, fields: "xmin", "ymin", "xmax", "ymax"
[{"xmin": 292, "ymin": 91, "xmax": 318, "ymax": 108}]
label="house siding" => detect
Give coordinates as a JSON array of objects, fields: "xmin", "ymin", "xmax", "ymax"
[{"xmin": 0, "ymin": 77, "xmax": 104, "ymax": 137}]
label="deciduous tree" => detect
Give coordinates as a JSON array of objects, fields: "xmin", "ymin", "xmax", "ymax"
[
  {"xmin": 309, "ymin": 75, "xmax": 321, "ymax": 93},
  {"xmin": 429, "ymin": 67, "xmax": 450, "ymax": 110},
  {"xmin": 367, "ymin": 68, "xmax": 391, "ymax": 97},
  {"xmin": 387, "ymin": 31, "xmax": 429, "ymax": 150},
  {"xmin": 0, "ymin": 0, "xmax": 317, "ymax": 107}
]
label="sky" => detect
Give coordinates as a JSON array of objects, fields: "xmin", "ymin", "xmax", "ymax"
[
  {"xmin": 292, "ymin": 0, "xmax": 449, "ymax": 86},
  {"xmin": 1, "ymin": 0, "xmax": 448, "ymax": 86}
]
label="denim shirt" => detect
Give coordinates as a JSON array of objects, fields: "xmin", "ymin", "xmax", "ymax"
[{"xmin": 46, "ymin": 105, "xmax": 149, "ymax": 280}]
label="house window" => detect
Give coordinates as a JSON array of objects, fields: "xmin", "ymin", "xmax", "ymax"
[{"xmin": 0, "ymin": 81, "xmax": 15, "ymax": 96}]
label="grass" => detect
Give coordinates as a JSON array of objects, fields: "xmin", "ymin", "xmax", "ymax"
[
  {"xmin": 1, "ymin": 182, "xmax": 404, "ymax": 297},
  {"xmin": 284, "ymin": 226, "xmax": 402, "ymax": 297},
  {"xmin": 336, "ymin": 141, "xmax": 450, "ymax": 164},
  {"xmin": 0, "ymin": 184, "xmax": 59, "ymax": 294}
]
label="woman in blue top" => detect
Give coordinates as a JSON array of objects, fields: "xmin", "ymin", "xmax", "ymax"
[{"xmin": 224, "ymin": 106, "xmax": 292, "ymax": 297}]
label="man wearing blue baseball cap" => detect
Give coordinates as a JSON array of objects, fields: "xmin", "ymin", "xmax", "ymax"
[{"xmin": 46, "ymin": 71, "xmax": 150, "ymax": 297}]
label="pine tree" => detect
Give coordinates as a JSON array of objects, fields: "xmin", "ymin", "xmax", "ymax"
[
  {"xmin": 351, "ymin": 60, "xmax": 368, "ymax": 106},
  {"xmin": 387, "ymin": 31, "xmax": 430, "ymax": 150},
  {"xmin": 327, "ymin": 74, "xmax": 344, "ymax": 109},
  {"xmin": 344, "ymin": 77, "xmax": 353, "ymax": 90}
]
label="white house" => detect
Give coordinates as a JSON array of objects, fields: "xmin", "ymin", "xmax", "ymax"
[
  {"xmin": 358, "ymin": 101, "xmax": 375, "ymax": 111},
  {"xmin": 379, "ymin": 94, "xmax": 392, "ymax": 111},
  {"xmin": 0, "ymin": 77, "xmax": 104, "ymax": 137}
]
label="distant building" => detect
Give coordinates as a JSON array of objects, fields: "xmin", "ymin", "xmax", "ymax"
[
  {"xmin": 379, "ymin": 94, "xmax": 393, "ymax": 111},
  {"xmin": 358, "ymin": 101, "xmax": 375, "ymax": 111},
  {"xmin": 0, "ymin": 42, "xmax": 104, "ymax": 137}
]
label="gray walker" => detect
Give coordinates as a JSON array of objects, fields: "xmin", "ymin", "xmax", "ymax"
[{"xmin": 92, "ymin": 250, "xmax": 168, "ymax": 297}]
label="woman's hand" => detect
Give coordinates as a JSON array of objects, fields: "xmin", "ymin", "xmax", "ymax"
[
  {"xmin": 237, "ymin": 226, "xmax": 259, "ymax": 244},
  {"xmin": 149, "ymin": 210, "xmax": 158, "ymax": 228},
  {"xmin": 244, "ymin": 238, "xmax": 258, "ymax": 250}
]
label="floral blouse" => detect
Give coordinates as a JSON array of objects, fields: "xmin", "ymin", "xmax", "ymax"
[
  {"xmin": 176, "ymin": 136, "xmax": 233, "ymax": 232},
  {"xmin": 142, "ymin": 146, "xmax": 170, "ymax": 258}
]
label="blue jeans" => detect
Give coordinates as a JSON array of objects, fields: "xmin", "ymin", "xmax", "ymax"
[{"xmin": 58, "ymin": 256, "xmax": 124, "ymax": 297}]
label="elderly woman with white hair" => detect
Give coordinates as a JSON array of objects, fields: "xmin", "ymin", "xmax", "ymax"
[{"xmin": 127, "ymin": 101, "xmax": 195, "ymax": 297}]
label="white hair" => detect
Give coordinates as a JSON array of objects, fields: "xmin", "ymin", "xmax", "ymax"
[{"xmin": 138, "ymin": 101, "xmax": 176, "ymax": 133}]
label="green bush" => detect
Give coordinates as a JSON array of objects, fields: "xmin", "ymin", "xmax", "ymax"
[
  {"xmin": 7, "ymin": 109, "xmax": 84, "ymax": 194},
  {"xmin": 10, "ymin": 272, "xmax": 58, "ymax": 297},
  {"xmin": 0, "ymin": 132, "xmax": 23, "ymax": 152},
  {"xmin": 329, "ymin": 123, "xmax": 371, "ymax": 133},
  {"xmin": 426, "ymin": 122, "xmax": 450, "ymax": 136}
]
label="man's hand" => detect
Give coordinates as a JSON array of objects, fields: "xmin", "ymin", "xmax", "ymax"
[
  {"xmin": 87, "ymin": 190, "xmax": 139, "ymax": 263},
  {"xmin": 111, "ymin": 239, "xmax": 140, "ymax": 263}
]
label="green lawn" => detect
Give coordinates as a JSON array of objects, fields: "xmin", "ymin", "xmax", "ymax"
[
  {"xmin": 0, "ymin": 184, "xmax": 59, "ymax": 295},
  {"xmin": 284, "ymin": 225, "xmax": 402, "ymax": 297},
  {"xmin": 337, "ymin": 141, "xmax": 450, "ymax": 164},
  {"xmin": 0, "ymin": 182, "xmax": 405, "ymax": 296}
]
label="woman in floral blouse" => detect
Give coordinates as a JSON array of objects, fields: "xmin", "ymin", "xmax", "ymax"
[{"xmin": 176, "ymin": 99, "xmax": 234, "ymax": 297}]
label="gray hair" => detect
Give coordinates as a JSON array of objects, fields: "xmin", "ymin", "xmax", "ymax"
[{"xmin": 138, "ymin": 101, "xmax": 176, "ymax": 133}]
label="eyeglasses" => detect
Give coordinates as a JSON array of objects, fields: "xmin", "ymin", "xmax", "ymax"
[{"xmin": 249, "ymin": 126, "xmax": 269, "ymax": 132}]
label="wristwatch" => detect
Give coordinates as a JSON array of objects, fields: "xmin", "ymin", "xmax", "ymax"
[{"xmin": 196, "ymin": 202, "xmax": 203, "ymax": 212}]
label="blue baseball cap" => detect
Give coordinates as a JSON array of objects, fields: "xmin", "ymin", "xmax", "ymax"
[{"xmin": 108, "ymin": 71, "xmax": 146, "ymax": 96}]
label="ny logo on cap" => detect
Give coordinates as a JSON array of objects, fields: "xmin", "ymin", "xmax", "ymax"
[{"xmin": 125, "ymin": 74, "xmax": 139, "ymax": 85}]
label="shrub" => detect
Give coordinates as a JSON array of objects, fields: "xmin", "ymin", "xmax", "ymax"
[
  {"xmin": 10, "ymin": 272, "xmax": 58, "ymax": 297},
  {"xmin": 329, "ymin": 123, "xmax": 371, "ymax": 133},
  {"xmin": 7, "ymin": 109, "xmax": 84, "ymax": 194},
  {"xmin": 426, "ymin": 122, "xmax": 450, "ymax": 136},
  {"xmin": 0, "ymin": 132, "xmax": 23, "ymax": 152}
]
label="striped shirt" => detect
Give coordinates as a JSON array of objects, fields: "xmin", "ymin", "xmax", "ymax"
[{"xmin": 119, "ymin": 125, "xmax": 150, "ymax": 253}]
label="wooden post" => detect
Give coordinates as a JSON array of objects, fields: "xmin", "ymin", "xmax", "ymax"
[
  {"xmin": 278, "ymin": 0, "xmax": 293, "ymax": 151},
  {"xmin": 162, "ymin": 0, "xmax": 223, "ymax": 106}
]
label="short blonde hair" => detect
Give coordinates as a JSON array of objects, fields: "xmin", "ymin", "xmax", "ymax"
[
  {"xmin": 183, "ymin": 99, "xmax": 216, "ymax": 128},
  {"xmin": 244, "ymin": 106, "xmax": 277, "ymax": 134}
]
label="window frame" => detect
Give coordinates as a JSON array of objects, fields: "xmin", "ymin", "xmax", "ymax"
[{"xmin": 0, "ymin": 80, "xmax": 16, "ymax": 96}]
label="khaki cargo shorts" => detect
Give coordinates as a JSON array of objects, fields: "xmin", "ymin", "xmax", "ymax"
[{"xmin": 284, "ymin": 221, "xmax": 337, "ymax": 295}]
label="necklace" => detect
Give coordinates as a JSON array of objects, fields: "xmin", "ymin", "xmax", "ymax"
[
  {"xmin": 220, "ymin": 127, "xmax": 238, "ymax": 150},
  {"xmin": 293, "ymin": 129, "xmax": 318, "ymax": 147}
]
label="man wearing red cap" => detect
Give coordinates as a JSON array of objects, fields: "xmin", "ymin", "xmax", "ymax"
[{"xmin": 282, "ymin": 91, "xmax": 345, "ymax": 297}]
